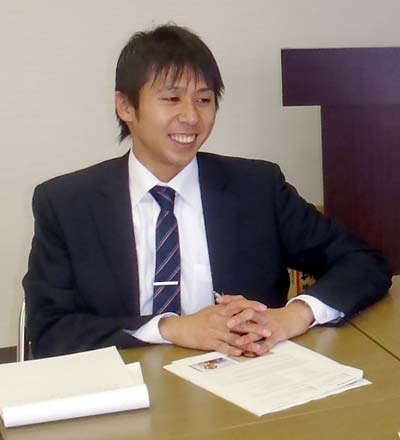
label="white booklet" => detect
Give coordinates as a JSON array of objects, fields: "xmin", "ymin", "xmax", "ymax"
[
  {"xmin": 164, "ymin": 340, "xmax": 369, "ymax": 416},
  {"xmin": 0, "ymin": 346, "xmax": 149, "ymax": 427}
]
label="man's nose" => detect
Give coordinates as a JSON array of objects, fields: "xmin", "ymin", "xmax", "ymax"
[{"xmin": 177, "ymin": 99, "xmax": 199, "ymax": 125}]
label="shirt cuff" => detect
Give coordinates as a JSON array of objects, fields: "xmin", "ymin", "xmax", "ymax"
[
  {"xmin": 124, "ymin": 313, "xmax": 177, "ymax": 344},
  {"xmin": 287, "ymin": 294, "xmax": 344, "ymax": 326}
]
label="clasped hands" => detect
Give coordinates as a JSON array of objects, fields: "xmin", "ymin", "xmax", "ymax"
[{"xmin": 159, "ymin": 294, "xmax": 315, "ymax": 357}]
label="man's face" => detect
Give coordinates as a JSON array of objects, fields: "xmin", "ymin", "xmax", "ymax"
[{"xmin": 123, "ymin": 69, "xmax": 217, "ymax": 182}]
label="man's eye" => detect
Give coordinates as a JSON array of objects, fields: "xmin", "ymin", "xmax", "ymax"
[
  {"xmin": 163, "ymin": 96, "xmax": 179, "ymax": 102},
  {"xmin": 197, "ymin": 97, "xmax": 211, "ymax": 104}
]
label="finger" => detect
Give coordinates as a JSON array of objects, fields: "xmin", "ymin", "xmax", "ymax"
[
  {"xmin": 230, "ymin": 321, "xmax": 272, "ymax": 337},
  {"xmin": 225, "ymin": 308, "xmax": 256, "ymax": 327},
  {"xmin": 234, "ymin": 332, "xmax": 266, "ymax": 346},
  {"xmin": 215, "ymin": 294, "xmax": 244, "ymax": 305},
  {"xmin": 217, "ymin": 327, "xmax": 248, "ymax": 347},
  {"xmin": 241, "ymin": 341, "xmax": 266, "ymax": 356},
  {"xmin": 233, "ymin": 326, "xmax": 271, "ymax": 345},
  {"xmin": 213, "ymin": 328, "xmax": 261, "ymax": 355},
  {"xmin": 223, "ymin": 300, "xmax": 267, "ymax": 317},
  {"xmin": 214, "ymin": 340, "xmax": 243, "ymax": 357},
  {"xmin": 245, "ymin": 333, "xmax": 282, "ymax": 356},
  {"xmin": 226, "ymin": 305, "xmax": 268, "ymax": 328}
]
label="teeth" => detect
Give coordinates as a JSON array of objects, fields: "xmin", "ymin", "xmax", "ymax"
[{"xmin": 170, "ymin": 134, "xmax": 196, "ymax": 144}]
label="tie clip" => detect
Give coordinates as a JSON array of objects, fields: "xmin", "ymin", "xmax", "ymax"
[{"xmin": 153, "ymin": 281, "xmax": 179, "ymax": 286}]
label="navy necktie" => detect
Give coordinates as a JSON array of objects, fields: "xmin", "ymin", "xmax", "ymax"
[{"xmin": 150, "ymin": 186, "xmax": 181, "ymax": 314}]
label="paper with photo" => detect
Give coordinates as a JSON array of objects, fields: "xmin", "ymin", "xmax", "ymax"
[{"xmin": 164, "ymin": 340, "xmax": 368, "ymax": 416}]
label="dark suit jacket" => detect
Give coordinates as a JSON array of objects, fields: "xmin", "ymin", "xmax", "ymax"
[{"xmin": 23, "ymin": 152, "xmax": 392, "ymax": 358}]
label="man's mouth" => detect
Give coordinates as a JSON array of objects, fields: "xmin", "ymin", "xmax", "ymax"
[{"xmin": 169, "ymin": 134, "xmax": 197, "ymax": 144}]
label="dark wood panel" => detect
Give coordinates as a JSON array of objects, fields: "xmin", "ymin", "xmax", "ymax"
[
  {"xmin": 282, "ymin": 48, "xmax": 400, "ymax": 106},
  {"xmin": 281, "ymin": 47, "xmax": 400, "ymax": 274},
  {"xmin": 322, "ymin": 105, "xmax": 400, "ymax": 273},
  {"xmin": 0, "ymin": 346, "xmax": 16, "ymax": 364}
]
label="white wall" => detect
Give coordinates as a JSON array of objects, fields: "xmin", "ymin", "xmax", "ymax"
[{"xmin": 1, "ymin": 0, "xmax": 400, "ymax": 348}]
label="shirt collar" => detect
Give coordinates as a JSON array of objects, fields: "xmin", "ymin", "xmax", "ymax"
[{"xmin": 128, "ymin": 149, "xmax": 202, "ymax": 212}]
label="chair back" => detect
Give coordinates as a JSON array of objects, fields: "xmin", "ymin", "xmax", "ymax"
[{"xmin": 17, "ymin": 300, "xmax": 26, "ymax": 362}]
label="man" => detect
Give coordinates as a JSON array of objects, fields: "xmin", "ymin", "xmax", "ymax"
[{"xmin": 23, "ymin": 24, "xmax": 392, "ymax": 359}]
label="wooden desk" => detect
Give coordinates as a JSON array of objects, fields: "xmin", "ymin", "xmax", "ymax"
[
  {"xmin": 176, "ymin": 396, "xmax": 400, "ymax": 440},
  {"xmin": 2, "ymin": 323, "xmax": 400, "ymax": 440},
  {"xmin": 351, "ymin": 275, "xmax": 400, "ymax": 359}
]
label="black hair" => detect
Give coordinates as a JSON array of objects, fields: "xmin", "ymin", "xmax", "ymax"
[{"xmin": 115, "ymin": 24, "xmax": 224, "ymax": 142}]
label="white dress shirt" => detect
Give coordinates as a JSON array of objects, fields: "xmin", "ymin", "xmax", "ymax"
[
  {"xmin": 127, "ymin": 150, "xmax": 343, "ymax": 343},
  {"xmin": 128, "ymin": 150, "xmax": 214, "ymax": 343}
]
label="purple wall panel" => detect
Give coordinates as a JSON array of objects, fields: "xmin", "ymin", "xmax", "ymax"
[
  {"xmin": 281, "ymin": 48, "xmax": 400, "ymax": 273},
  {"xmin": 282, "ymin": 48, "xmax": 400, "ymax": 106}
]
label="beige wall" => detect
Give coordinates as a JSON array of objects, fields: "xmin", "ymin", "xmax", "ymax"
[{"xmin": 1, "ymin": 0, "xmax": 400, "ymax": 348}]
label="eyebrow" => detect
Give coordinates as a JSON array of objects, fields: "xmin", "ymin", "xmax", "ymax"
[{"xmin": 158, "ymin": 85, "xmax": 213, "ymax": 93}]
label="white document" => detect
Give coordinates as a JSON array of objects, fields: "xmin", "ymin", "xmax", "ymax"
[
  {"xmin": 164, "ymin": 341, "xmax": 368, "ymax": 416},
  {"xmin": 0, "ymin": 347, "xmax": 149, "ymax": 427}
]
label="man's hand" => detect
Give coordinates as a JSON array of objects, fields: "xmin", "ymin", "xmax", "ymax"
[
  {"xmin": 220, "ymin": 297, "xmax": 315, "ymax": 356},
  {"xmin": 158, "ymin": 298, "xmax": 267, "ymax": 356}
]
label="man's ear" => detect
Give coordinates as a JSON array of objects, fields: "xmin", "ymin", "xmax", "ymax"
[{"xmin": 115, "ymin": 92, "xmax": 136, "ymax": 123}]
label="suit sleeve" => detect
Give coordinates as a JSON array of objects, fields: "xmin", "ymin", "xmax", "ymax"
[
  {"xmin": 23, "ymin": 184, "xmax": 151, "ymax": 359},
  {"xmin": 272, "ymin": 166, "xmax": 392, "ymax": 318}
]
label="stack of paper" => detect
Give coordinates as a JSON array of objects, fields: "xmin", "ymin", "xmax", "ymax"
[
  {"xmin": 164, "ymin": 340, "xmax": 369, "ymax": 416},
  {"xmin": 0, "ymin": 347, "xmax": 149, "ymax": 427}
]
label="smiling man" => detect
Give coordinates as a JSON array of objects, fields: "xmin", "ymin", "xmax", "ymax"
[
  {"xmin": 23, "ymin": 25, "xmax": 391, "ymax": 359},
  {"xmin": 115, "ymin": 68, "xmax": 216, "ymax": 182}
]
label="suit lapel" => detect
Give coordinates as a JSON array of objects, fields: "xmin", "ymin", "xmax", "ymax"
[
  {"xmin": 91, "ymin": 154, "xmax": 140, "ymax": 315},
  {"xmin": 198, "ymin": 153, "xmax": 238, "ymax": 291},
  {"xmin": 89, "ymin": 152, "xmax": 239, "ymax": 311}
]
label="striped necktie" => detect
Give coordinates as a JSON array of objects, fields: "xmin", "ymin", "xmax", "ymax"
[{"xmin": 149, "ymin": 186, "xmax": 181, "ymax": 314}]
